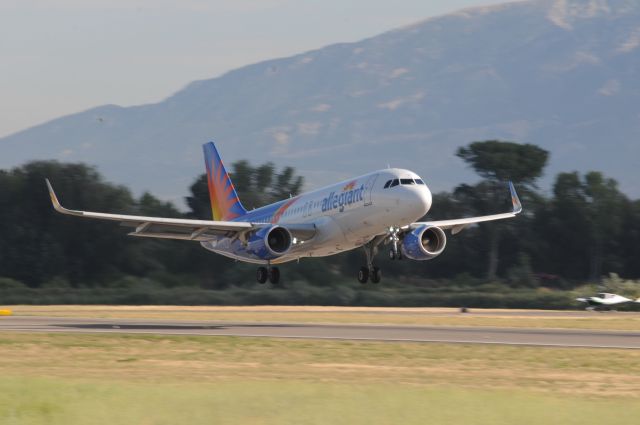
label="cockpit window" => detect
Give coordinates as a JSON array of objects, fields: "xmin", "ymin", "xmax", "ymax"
[
  {"xmin": 390, "ymin": 179, "xmax": 399, "ymax": 187},
  {"xmin": 400, "ymin": 179, "xmax": 415, "ymax": 185},
  {"xmin": 415, "ymin": 179, "xmax": 425, "ymax": 185},
  {"xmin": 383, "ymin": 180, "xmax": 392, "ymax": 189}
]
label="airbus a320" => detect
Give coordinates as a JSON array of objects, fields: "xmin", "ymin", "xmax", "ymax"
[{"xmin": 46, "ymin": 142, "xmax": 522, "ymax": 284}]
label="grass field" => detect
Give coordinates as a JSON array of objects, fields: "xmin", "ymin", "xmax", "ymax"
[
  {"xmin": 1, "ymin": 331, "xmax": 640, "ymax": 424},
  {"xmin": 3, "ymin": 378, "xmax": 639, "ymax": 425},
  {"xmin": 9, "ymin": 304, "xmax": 640, "ymax": 330}
]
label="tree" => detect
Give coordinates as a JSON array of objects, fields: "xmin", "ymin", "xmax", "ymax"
[
  {"xmin": 0, "ymin": 161, "xmax": 138, "ymax": 286},
  {"xmin": 456, "ymin": 140, "xmax": 549, "ymax": 186},
  {"xmin": 620, "ymin": 199, "xmax": 640, "ymax": 278},
  {"xmin": 185, "ymin": 175, "xmax": 211, "ymax": 220},
  {"xmin": 456, "ymin": 141, "xmax": 549, "ymax": 280},
  {"xmin": 270, "ymin": 166, "xmax": 303, "ymax": 201},
  {"xmin": 541, "ymin": 171, "xmax": 626, "ymax": 282}
]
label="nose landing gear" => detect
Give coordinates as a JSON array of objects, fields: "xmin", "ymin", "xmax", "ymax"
[
  {"xmin": 388, "ymin": 227, "xmax": 402, "ymax": 260},
  {"xmin": 389, "ymin": 250, "xmax": 403, "ymax": 260}
]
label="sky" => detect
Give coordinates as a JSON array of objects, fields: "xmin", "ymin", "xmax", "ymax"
[{"xmin": 0, "ymin": 0, "xmax": 513, "ymax": 138}]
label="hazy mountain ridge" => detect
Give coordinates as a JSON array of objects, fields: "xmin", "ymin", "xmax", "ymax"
[{"xmin": 2, "ymin": 0, "xmax": 639, "ymax": 203}]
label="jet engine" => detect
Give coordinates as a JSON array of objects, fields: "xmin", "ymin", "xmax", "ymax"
[
  {"xmin": 400, "ymin": 225, "xmax": 447, "ymax": 261},
  {"xmin": 246, "ymin": 225, "xmax": 293, "ymax": 260}
]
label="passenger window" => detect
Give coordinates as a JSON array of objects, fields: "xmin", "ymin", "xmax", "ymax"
[
  {"xmin": 383, "ymin": 180, "xmax": 392, "ymax": 189},
  {"xmin": 400, "ymin": 179, "xmax": 415, "ymax": 185},
  {"xmin": 390, "ymin": 179, "xmax": 399, "ymax": 187},
  {"xmin": 415, "ymin": 179, "xmax": 425, "ymax": 185}
]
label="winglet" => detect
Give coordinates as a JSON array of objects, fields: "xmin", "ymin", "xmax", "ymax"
[
  {"xmin": 508, "ymin": 181, "xmax": 523, "ymax": 214},
  {"xmin": 45, "ymin": 179, "xmax": 81, "ymax": 216},
  {"xmin": 45, "ymin": 179, "xmax": 63, "ymax": 211}
]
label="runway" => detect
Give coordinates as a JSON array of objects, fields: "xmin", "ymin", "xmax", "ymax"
[{"xmin": 2, "ymin": 316, "xmax": 639, "ymax": 349}]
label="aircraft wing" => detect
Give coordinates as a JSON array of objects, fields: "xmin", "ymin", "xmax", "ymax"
[
  {"xmin": 408, "ymin": 182, "xmax": 523, "ymax": 235},
  {"xmin": 46, "ymin": 179, "xmax": 254, "ymax": 241}
]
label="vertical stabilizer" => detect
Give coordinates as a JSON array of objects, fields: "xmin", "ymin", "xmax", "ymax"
[{"xmin": 203, "ymin": 142, "xmax": 247, "ymax": 221}]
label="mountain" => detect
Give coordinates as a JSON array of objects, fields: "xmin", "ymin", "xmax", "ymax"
[{"xmin": 2, "ymin": 0, "xmax": 640, "ymax": 204}]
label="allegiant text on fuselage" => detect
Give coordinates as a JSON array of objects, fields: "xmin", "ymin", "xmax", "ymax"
[{"xmin": 321, "ymin": 184, "xmax": 365, "ymax": 212}]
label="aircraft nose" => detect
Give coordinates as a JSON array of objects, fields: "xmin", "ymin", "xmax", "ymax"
[
  {"xmin": 419, "ymin": 185, "xmax": 432, "ymax": 215},
  {"xmin": 403, "ymin": 184, "xmax": 432, "ymax": 218}
]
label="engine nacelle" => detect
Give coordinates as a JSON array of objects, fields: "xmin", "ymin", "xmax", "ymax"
[
  {"xmin": 401, "ymin": 225, "xmax": 447, "ymax": 261},
  {"xmin": 246, "ymin": 225, "xmax": 293, "ymax": 260}
]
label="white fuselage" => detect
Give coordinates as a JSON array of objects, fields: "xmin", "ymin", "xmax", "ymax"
[
  {"xmin": 577, "ymin": 293, "xmax": 634, "ymax": 307},
  {"xmin": 201, "ymin": 168, "xmax": 432, "ymax": 263}
]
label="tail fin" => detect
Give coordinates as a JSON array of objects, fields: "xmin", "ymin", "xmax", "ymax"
[{"xmin": 203, "ymin": 142, "xmax": 247, "ymax": 221}]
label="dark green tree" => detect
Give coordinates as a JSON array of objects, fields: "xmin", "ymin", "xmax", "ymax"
[
  {"xmin": 539, "ymin": 171, "xmax": 626, "ymax": 282},
  {"xmin": 0, "ymin": 161, "xmax": 136, "ymax": 286},
  {"xmin": 456, "ymin": 141, "xmax": 549, "ymax": 185},
  {"xmin": 185, "ymin": 175, "xmax": 211, "ymax": 220},
  {"xmin": 456, "ymin": 141, "xmax": 549, "ymax": 280},
  {"xmin": 620, "ymin": 199, "xmax": 640, "ymax": 277}
]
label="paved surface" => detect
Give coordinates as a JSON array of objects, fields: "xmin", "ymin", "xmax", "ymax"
[
  {"xmin": 1, "ymin": 316, "xmax": 639, "ymax": 349},
  {"xmin": 14, "ymin": 308, "xmax": 640, "ymax": 317}
]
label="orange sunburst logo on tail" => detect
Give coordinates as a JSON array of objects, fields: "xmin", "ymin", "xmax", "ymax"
[{"xmin": 203, "ymin": 142, "xmax": 247, "ymax": 221}]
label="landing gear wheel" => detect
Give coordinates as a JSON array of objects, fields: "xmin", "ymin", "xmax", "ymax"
[
  {"xmin": 389, "ymin": 250, "xmax": 395, "ymax": 260},
  {"xmin": 358, "ymin": 267, "xmax": 369, "ymax": 284},
  {"xmin": 269, "ymin": 267, "xmax": 280, "ymax": 284},
  {"xmin": 397, "ymin": 251, "xmax": 403, "ymax": 260},
  {"xmin": 358, "ymin": 235, "xmax": 385, "ymax": 284},
  {"xmin": 257, "ymin": 267, "xmax": 268, "ymax": 284},
  {"xmin": 371, "ymin": 267, "xmax": 381, "ymax": 283}
]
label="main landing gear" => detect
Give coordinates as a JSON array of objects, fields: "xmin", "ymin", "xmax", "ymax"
[
  {"xmin": 358, "ymin": 266, "xmax": 381, "ymax": 284},
  {"xmin": 257, "ymin": 265, "xmax": 280, "ymax": 284},
  {"xmin": 358, "ymin": 236, "xmax": 385, "ymax": 284}
]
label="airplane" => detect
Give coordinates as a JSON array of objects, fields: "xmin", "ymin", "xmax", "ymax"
[
  {"xmin": 45, "ymin": 142, "xmax": 522, "ymax": 284},
  {"xmin": 576, "ymin": 293, "xmax": 640, "ymax": 311}
]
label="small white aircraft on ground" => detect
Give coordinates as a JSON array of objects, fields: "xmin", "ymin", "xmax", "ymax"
[
  {"xmin": 576, "ymin": 293, "xmax": 640, "ymax": 311},
  {"xmin": 46, "ymin": 142, "xmax": 522, "ymax": 284}
]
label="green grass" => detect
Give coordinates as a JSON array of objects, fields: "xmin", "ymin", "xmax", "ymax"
[
  {"xmin": 2, "ymin": 378, "xmax": 640, "ymax": 425},
  {"xmin": 0, "ymin": 332, "xmax": 640, "ymax": 424}
]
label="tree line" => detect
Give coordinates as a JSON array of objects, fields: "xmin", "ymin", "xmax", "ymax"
[{"xmin": 0, "ymin": 141, "xmax": 639, "ymax": 301}]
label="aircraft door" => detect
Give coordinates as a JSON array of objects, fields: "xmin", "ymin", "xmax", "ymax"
[{"xmin": 363, "ymin": 174, "xmax": 378, "ymax": 206}]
